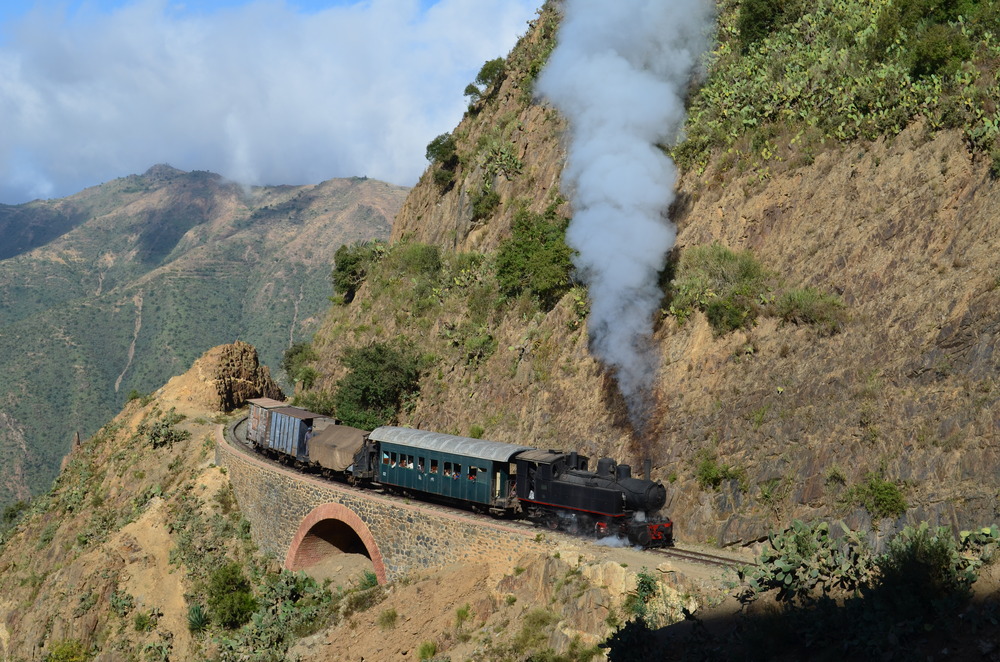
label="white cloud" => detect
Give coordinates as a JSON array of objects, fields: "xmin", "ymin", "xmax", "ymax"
[{"xmin": 0, "ymin": 0, "xmax": 541, "ymax": 203}]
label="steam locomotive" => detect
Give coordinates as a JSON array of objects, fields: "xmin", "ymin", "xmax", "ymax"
[{"xmin": 244, "ymin": 398, "xmax": 673, "ymax": 547}]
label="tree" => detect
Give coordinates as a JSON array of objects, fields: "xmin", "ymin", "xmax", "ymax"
[
  {"xmin": 495, "ymin": 206, "xmax": 574, "ymax": 310},
  {"xmin": 425, "ymin": 133, "xmax": 457, "ymax": 164},
  {"xmin": 282, "ymin": 342, "xmax": 318, "ymax": 387},
  {"xmin": 331, "ymin": 241, "xmax": 385, "ymax": 303},
  {"xmin": 333, "ymin": 342, "xmax": 423, "ymax": 430}
]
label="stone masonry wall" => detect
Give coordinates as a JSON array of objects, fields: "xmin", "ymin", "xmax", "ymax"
[{"xmin": 215, "ymin": 424, "xmax": 551, "ymax": 581}]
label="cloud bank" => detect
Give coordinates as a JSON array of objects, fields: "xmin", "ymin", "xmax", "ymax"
[
  {"xmin": 0, "ymin": 0, "xmax": 541, "ymax": 203},
  {"xmin": 536, "ymin": 0, "xmax": 714, "ymax": 429}
]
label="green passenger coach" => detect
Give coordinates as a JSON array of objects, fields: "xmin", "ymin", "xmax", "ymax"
[{"xmin": 365, "ymin": 426, "xmax": 533, "ymax": 515}]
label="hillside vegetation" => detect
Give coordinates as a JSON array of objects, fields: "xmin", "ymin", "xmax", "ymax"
[
  {"xmin": 294, "ymin": 0, "xmax": 1000, "ymax": 549},
  {"xmin": 0, "ymin": 167, "xmax": 406, "ymax": 509}
]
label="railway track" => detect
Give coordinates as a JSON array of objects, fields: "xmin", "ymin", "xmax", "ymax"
[{"xmin": 653, "ymin": 545, "xmax": 755, "ymax": 569}]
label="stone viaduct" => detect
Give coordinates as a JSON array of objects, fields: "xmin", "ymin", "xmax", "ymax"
[{"xmin": 215, "ymin": 423, "xmax": 550, "ymax": 583}]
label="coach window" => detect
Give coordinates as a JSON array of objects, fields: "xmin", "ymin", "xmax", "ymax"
[
  {"xmin": 430, "ymin": 460, "xmax": 439, "ymax": 474},
  {"xmin": 407, "ymin": 455, "xmax": 415, "ymax": 470},
  {"xmin": 444, "ymin": 462, "xmax": 452, "ymax": 477},
  {"xmin": 454, "ymin": 463, "xmax": 461, "ymax": 479},
  {"xmin": 390, "ymin": 452, "xmax": 398, "ymax": 467},
  {"xmin": 418, "ymin": 457, "xmax": 425, "ymax": 472},
  {"xmin": 382, "ymin": 452, "xmax": 389, "ymax": 465},
  {"xmin": 468, "ymin": 467, "xmax": 477, "ymax": 481}
]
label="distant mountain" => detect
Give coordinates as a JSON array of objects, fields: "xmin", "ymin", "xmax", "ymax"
[{"xmin": 0, "ymin": 165, "xmax": 407, "ymax": 506}]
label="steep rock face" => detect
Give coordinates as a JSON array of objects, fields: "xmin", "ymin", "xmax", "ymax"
[
  {"xmin": 390, "ymin": 2, "xmax": 568, "ymax": 254},
  {"xmin": 214, "ymin": 341, "xmax": 284, "ymax": 411},
  {"xmin": 322, "ymin": 94, "xmax": 1000, "ymax": 547},
  {"xmin": 655, "ymin": 124, "xmax": 1000, "ymax": 544}
]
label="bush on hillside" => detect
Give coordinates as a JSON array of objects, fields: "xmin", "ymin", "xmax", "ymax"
[
  {"xmin": 775, "ymin": 287, "xmax": 847, "ymax": 335},
  {"xmin": 387, "ymin": 242, "xmax": 442, "ymax": 278},
  {"xmin": 207, "ymin": 562, "xmax": 258, "ymax": 629},
  {"xmin": 282, "ymin": 342, "xmax": 318, "ymax": 387},
  {"xmin": 331, "ymin": 240, "xmax": 387, "ymax": 304},
  {"xmin": 465, "ymin": 57, "xmax": 507, "ymax": 103},
  {"xmin": 425, "ymin": 132, "xmax": 457, "ymax": 164},
  {"xmin": 470, "ymin": 187, "xmax": 501, "ymax": 221},
  {"xmin": 495, "ymin": 205, "xmax": 574, "ymax": 311},
  {"xmin": 842, "ymin": 473, "xmax": 907, "ymax": 520},
  {"xmin": 333, "ymin": 342, "xmax": 423, "ymax": 430},
  {"xmin": 43, "ymin": 641, "xmax": 88, "ymax": 662},
  {"xmin": 667, "ymin": 243, "xmax": 772, "ymax": 334}
]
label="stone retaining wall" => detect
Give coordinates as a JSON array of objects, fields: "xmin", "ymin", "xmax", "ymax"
[{"xmin": 215, "ymin": 425, "xmax": 550, "ymax": 581}]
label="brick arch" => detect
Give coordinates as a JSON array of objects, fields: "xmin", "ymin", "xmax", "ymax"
[{"xmin": 284, "ymin": 503, "xmax": 387, "ymax": 584}]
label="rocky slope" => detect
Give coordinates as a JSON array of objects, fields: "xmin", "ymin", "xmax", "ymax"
[
  {"xmin": 304, "ymin": 0, "xmax": 1000, "ymax": 549},
  {"xmin": 0, "ymin": 342, "xmax": 708, "ymax": 661},
  {"xmin": 0, "ymin": 166, "xmax": 406, "ymax": 508}
]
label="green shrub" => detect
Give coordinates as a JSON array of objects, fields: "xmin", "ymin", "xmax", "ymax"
[
  {"xmin": 110, "ymin": 590, "xmax": 135, "ymax": 618},
  {"xmin": 476, "ymin": 57, "xmax": 506, "ymax": 90},
  {"xmin": 694, "ymin": 454, "xmax": 743, "ymax": 490},
  {"xmin": 875, "ymin": 522, "xmax": 974, "ymax": 620},
  {"xmin": 433, "ymin": 168, "xmax": 455, "ymax": 189},
  {"xmin": 775, "ymin": 287, "xmax": 847, "ymax": 335},
  {"xmin": 455, "ymin": 603, "xmax": 471, "ymax": 629},
  {"xmin": 137, "ymin": 409, "xmax": 191, "ymax": 449},
  {"xmin": 668, "ymin": 244, "xmax": 771, "ymax": 334},
  {"xmin": 843, "ymin": 473, "xmax": 907, "ymax": 520},
  {"xmin": 495, "ymin": 205, "xmax": 574, "ymax": 311},
  {"xmin": 333, "ymin": 342, "xmax": 423, "ymax": 430},
  {"xmin": 207, "ymin": 563, "xmax": 257, "ymax": 629},
  {"xmin": 44, "ymin": 640, "xmax": 88, "ymax": 662},
  {"xmin": 468, "ymin": 424, "xmax": 485, "ymax": 439},
  {"xmin": 282, "ymin": 342, "xmax": 318, "ymax": 386},
  {"xmin": 1, "ymin": 500, "xmax": 27, "ymax": 533},
  {"xmin": 471, "ymin": 187, "xmax": 501, "ymax": 221},
  {"xmin": 425, "ymin": 132, "xmax": 457, "ymax": 164},
  {"xmin": 463, "ymin": 330, "xmax": 497, "ymax": 365},
  {"xmin": 909, "ymin": 23, "xmax": 972, "ymax": 78},
  {"xmin": 331, "ymin": 240, "xmax": 386, "ymax": 304},
  {"xmin": 623, "ymin": 569, "xmax": 658, "ymax": 624},
  {"xmin": 133, "ymin": 609, "xmax": 159, "ymax": 633},
  {"xmin": 357, "ymin": 570, "xmax": 379, "ymax": 590}
]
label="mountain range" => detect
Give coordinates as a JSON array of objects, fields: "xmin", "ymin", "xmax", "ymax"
[{"xmin": 0, "ymin": 165, "xmax": 407, "ymax": 506}]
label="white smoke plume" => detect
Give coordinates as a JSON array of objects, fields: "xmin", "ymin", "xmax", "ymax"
[{"xmin": 536, "ymin": 0, "xmax": 714, "ymax": 429}]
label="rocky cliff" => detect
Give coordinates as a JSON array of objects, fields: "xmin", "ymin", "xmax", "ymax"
[{"xmin": 305, "ymin": 0, "xmax": 1000, "ymax": 548}]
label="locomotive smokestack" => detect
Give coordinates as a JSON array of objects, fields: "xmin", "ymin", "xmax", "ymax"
[
  {"xmin": 644, "ymin": 458, "xmax": 651, "ymax": 481},
  {"xmin": 569, "ymin": 451, "xmax": 578, "ymax": 470}
]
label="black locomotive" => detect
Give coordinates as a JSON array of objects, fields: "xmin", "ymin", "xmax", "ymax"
[{"xmin": 244, "ymin": 398, "xmax": 673, "ymax": 548}]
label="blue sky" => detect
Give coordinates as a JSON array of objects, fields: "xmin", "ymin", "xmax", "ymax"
[{"xmin": 0, "ymin": 0, "xmax": 542, "ymax": 203}]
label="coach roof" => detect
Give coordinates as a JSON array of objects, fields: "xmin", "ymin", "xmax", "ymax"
[{"xmin": 370, "ymin": 426, "xmax": 534, "ymax": 462}]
